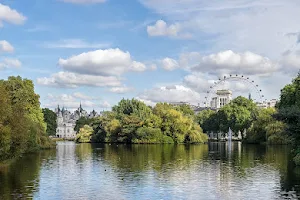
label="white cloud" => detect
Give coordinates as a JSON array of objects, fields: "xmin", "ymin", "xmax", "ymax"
[
  {"xmin": 109, "ymin": 86, "xmax": 134, "ymax": 94},
  {"xmin": 60, "ymin": 0, "xmax": 106, "ymax": 4},
  {"xmin": 147, "ymin": 20, "xmax": 192, "ymax": 39},
  {"xmin": 147, "ymin": 20, "xmax": 180, "ymax": 37},
  {"xmin": 72, "ymin": 92, "xmax": 93, "ymax": 100},
  {"xmin": 0, "ymin": 3, "xmax": 26, "ymax": 27},
  {"xmin": 100, "ymin": 101, "xmax": 111, "ymax": 108},
  {"xmin": 44, "ymin": 93, "xmax": 96, "ymax": 109},
  {"xmin": 178, "ymin": 52, "xmax": 202, "ymax": 69},
  {"xmin": 183, "ymin": 74, "xmax": 214, "ymax": 93},
  {"xmin": 37, "ymin": 71, "xmax": 121, "ymax": 88},
  {"xmin": 0, "ymin": 58, "xmax": 21, "ymax": 70},
  {"xmin": 58, "ymin": 48, "xmax": 147, "ymax": 76},
  {"xmin": 131, "ymin": 61, "xmax": 147, "ymax": 72},
  {"xmin": 161, "ymin": 57, "xmax": 179, "ymax": 71},
  {"xmin": 0, "ymin": 40, "xmax": 14, "ymax": 53},
  {"xmin": 191, "ymin": 50, "xmax": 279, "ymax": 76},
  {"xmin": 3, "ymin": 58, "xmax": 21, "ymax": 68},
  {"xmin": 43, "ymin": 39, "xmax": 111, "ymax": 49},
  {"xmin": 140, "ymin": 0, "xmax": 300, "ymax": 59},
  {"xmin": 280, "ymin": 50, "xmax": 300, "ymax": 73},
  {"xmin": 138, "ymin": 85, "xmax": 201, "ymax": 105}
]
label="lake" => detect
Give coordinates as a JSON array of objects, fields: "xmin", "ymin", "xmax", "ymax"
[{"xmin": 1, "ymin": 141, "xmax": 300, "ymax": 200}]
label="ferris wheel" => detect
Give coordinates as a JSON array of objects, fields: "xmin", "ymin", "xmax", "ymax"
[{"xmin": 204, "ymin": 74, "xmax": 264, "ymax": 107}]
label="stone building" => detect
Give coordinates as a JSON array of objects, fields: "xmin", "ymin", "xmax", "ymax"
[
  {"xmin": 210, "ymin": 90, "xmax": 232, "ymax": 109},
  {"xmin": 55, "ymin": 104, "xmax": 100, "ymax": 139}
]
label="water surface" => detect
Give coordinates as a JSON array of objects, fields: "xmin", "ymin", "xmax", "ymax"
[{"xmin": 1, "ymin": 141, "xmax": 300, "ymax": 200}]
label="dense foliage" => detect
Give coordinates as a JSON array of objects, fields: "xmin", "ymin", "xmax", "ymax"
[
  {"xmin": 42, "ymin": 108, "xmax": 57, "ymax": 136},
  {"xmin": 0, "ymin": 76, "xmax": 54, "ymax": 161},
  {"xmin": 76, "ymin": 99, "xmax": 208, "ymax": 144},
  {"xmin": 74, "ymin": 117, "xmax": 96, "ymax": 133},
  {"xmin": 196, "ymin": 96, "xmax": 289, "ymax": 143},
  {"xmin": 275, "ymin": 72, "xmax": 300, "ymax": 164}
]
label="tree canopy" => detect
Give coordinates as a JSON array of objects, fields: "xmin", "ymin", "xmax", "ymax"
[
  {"xmin": 76, "ymin": 99, "xmax": 208, "ymax": 144},
  {"xmin": 42, "ymin": 108, "xmax": 57, "ymax": 136},
  {"xmin": 0, "ymin": 76, "xmax": 53, "ymax": 161}
]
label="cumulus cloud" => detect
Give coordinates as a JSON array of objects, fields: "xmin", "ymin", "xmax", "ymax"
[
  {"xmin": 60, "ymin": 0, "xmax": 106, "ymax": 4},
  {"xmin": 0, "ymin": 58, "xmax": 21, "ymax": 70},
  {"xmin": 183, "ymin": 74, "xmax": 214, "ymax": 93},
  {"xmin": 37, "ymin": 71, "xmax": 121, "ymax": 88},
  {"xmin": 43, "ymin": 39, "xmax": 111, "ymax": 49},
  {"xmin": 72, "ymin": 92, "xmax": 93, "ymax": 100},
  {"xmin": 0, "ymin": 3, "xmax": 26, "ymax": 27},
  {"xmin": 161, "ymin": 57, "xmax": 179, "ymax": 71},
  {"xmin": 147, "ymin": 20, "xmax": 192, "ymax": 39},
  {"xmin": 44, "ymin": 93, "xmax": 96, "ymax": 109},
  {"xmin": 109, "ymin": 86, "xmax": 134, "ymax": 94},
  {"xmin": 138, "ymin": 85, "xmax": 201, "ymax": 105},
  {"xmin": 0, "ymin": 40, "xmax": 14, "ymax": 53},
  {"xmin": 280, "ymin": 50, "xmax": 300, "ymax": 73},
  {"xmin": 58, "ymin": 48, "xmax": 147, "ymax": 76},
  {"xmin": 140, "ymin": 0, "xmax": 300, "ymax": 58},
  {"xmin": 147, "ymin": 20, "xmax": 180, "ymax": 37},
  {"xmin": 191, "ymin": 50, "xmax": 279, "ymax": 76}
]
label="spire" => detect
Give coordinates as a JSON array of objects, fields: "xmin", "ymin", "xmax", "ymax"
[{"xmin": 79, "ymin": 101, "xmax": 83, "ymax": 112}]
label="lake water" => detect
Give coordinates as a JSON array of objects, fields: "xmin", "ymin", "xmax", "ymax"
[{"xmin": 1, "ymin": 141, "xmax": 300, "ymax": 200}]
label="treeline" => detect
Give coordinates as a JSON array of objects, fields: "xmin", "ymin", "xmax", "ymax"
[
  {"xmin": 76, "ymin": 99, "xmax": 208, "ymax": 144},
  {"xmin": 0, "ymin": 76, "xmax": 54, "ymax": 162},
  {"xmin": 196, "ymin": 97, "xmax": 289, "ymax": 144},
  {"xmin": 275, "ymin": 72, "xmax": 300, "ymax": 164}
]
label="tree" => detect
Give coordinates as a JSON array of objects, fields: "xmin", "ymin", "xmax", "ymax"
[
  {"xmin": 112, "ymin": 98, "xmax": 152, "ymax": 120},
  {"xmin": 195, "ymin": 109, "xmax": 216, "ymax": 133},
  {"xmin": 275, "ymin": 72, "xmax": 300, "ymax": 164},
  {"xmin": 74, "ymin": 117, "xmax": 95, "ymax": 133},
  {"xmin": 245, "ymin": 108, "xmax": 283, "ymax": 143},
  {"xmin": 42, "ymin": 108, "xmax": 57, "ymax": 136},
  {"xmin": 276, "ymin": 72, "xmax": 300, "ymax": 143},
  {"xmin": 76, "ymin": 125, "xmax": 93, "ymax": 143},
  {"xmin": 0, "ymin": 76, "xmax": 53, "ymax": 161}
]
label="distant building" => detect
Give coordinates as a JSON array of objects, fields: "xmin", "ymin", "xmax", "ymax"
[
  {"xmin": 210, "ymin": 90, "xmax": 232, "ymax": 109},
  {"xmin": 169, "ymin": 101, "xmax": 191, "ymax": 106},
  {"xmin": 55, "ymin": 104, "xmax": 100, "ymax": 139},
  {"xmin": 256, "ymin": 99, "xmax": 278, "ymax": 109}
]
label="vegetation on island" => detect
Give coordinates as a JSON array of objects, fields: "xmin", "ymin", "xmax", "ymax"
[
  {"xmin": 76, "ymin": 99, "xmax": 208, "ymax": 144},
  {"xmin": 0, "ymin": 76, "xmax": 54, "ymax": 162},
  {"xmin": 196, "ymin": 95, "xmax": 289, "ymax": 144}
]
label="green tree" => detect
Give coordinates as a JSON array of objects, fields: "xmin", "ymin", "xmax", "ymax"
[
  {"xmin": 42, "ymin": 108, "xmax": 57, "ymax": 136},
  {"xmin": 217, "ymin": 96, "xmax": 257, "ymax": 135},
  {"xmin": 112, "ymin": 98, "xmax": 152, "ymax": 120},
  {"xmin": 275, "ymin": 72, "xmax": 300, "ymax": 163},
  {"xmin": 74, "ymin": 117, "xmax": 95, "ymax": 133},
  {"xmin": 76, "ymin": 125, "xmax": 93, "ymax": 143},
  {"xmin": 0, "ymin": 76, "xmax": 53, "ymax": 161},
  {"xmin": 195, "ymin": 109, "xmax": 216, "ymax": 133}
]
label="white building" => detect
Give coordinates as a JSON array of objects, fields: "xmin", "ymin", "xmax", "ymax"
[
  {"xmin": 210, "ymin": 90, "xmax": 232, "ymax": 109},
  {"xmin": 256, "ymin": 99, "xmax": 278, "ymax": 109},
  {"xmin": 55, "ymin": 104, "xmax": 100, "ymax": 139}
]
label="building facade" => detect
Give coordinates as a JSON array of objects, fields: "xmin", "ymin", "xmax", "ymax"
[
  {"xmin": 55, "ymin": 104, "xmax": 100, "ymax": 139},
  {"xmin": 210, "ymin": 90, "xmax": 232, "ymax": 109}
]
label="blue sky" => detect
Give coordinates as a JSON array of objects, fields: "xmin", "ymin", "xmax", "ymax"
[{"xmin": 1, "ymin": 0, "xmax": 299, "ymax": 111}]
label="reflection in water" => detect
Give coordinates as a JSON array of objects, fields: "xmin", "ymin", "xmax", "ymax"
[{"xmin": 0, "ymin": 141, "xmax": 300, "ymax": 199}]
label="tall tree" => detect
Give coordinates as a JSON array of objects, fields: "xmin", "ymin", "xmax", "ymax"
[{"xmin": 42, "ymin": 108, "xmax": 57, "ymax": 136}]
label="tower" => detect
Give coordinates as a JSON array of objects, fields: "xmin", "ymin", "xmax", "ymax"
[{"xmin": 248, "ymin": 93, "xmax": 252, "ymax": 100}]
